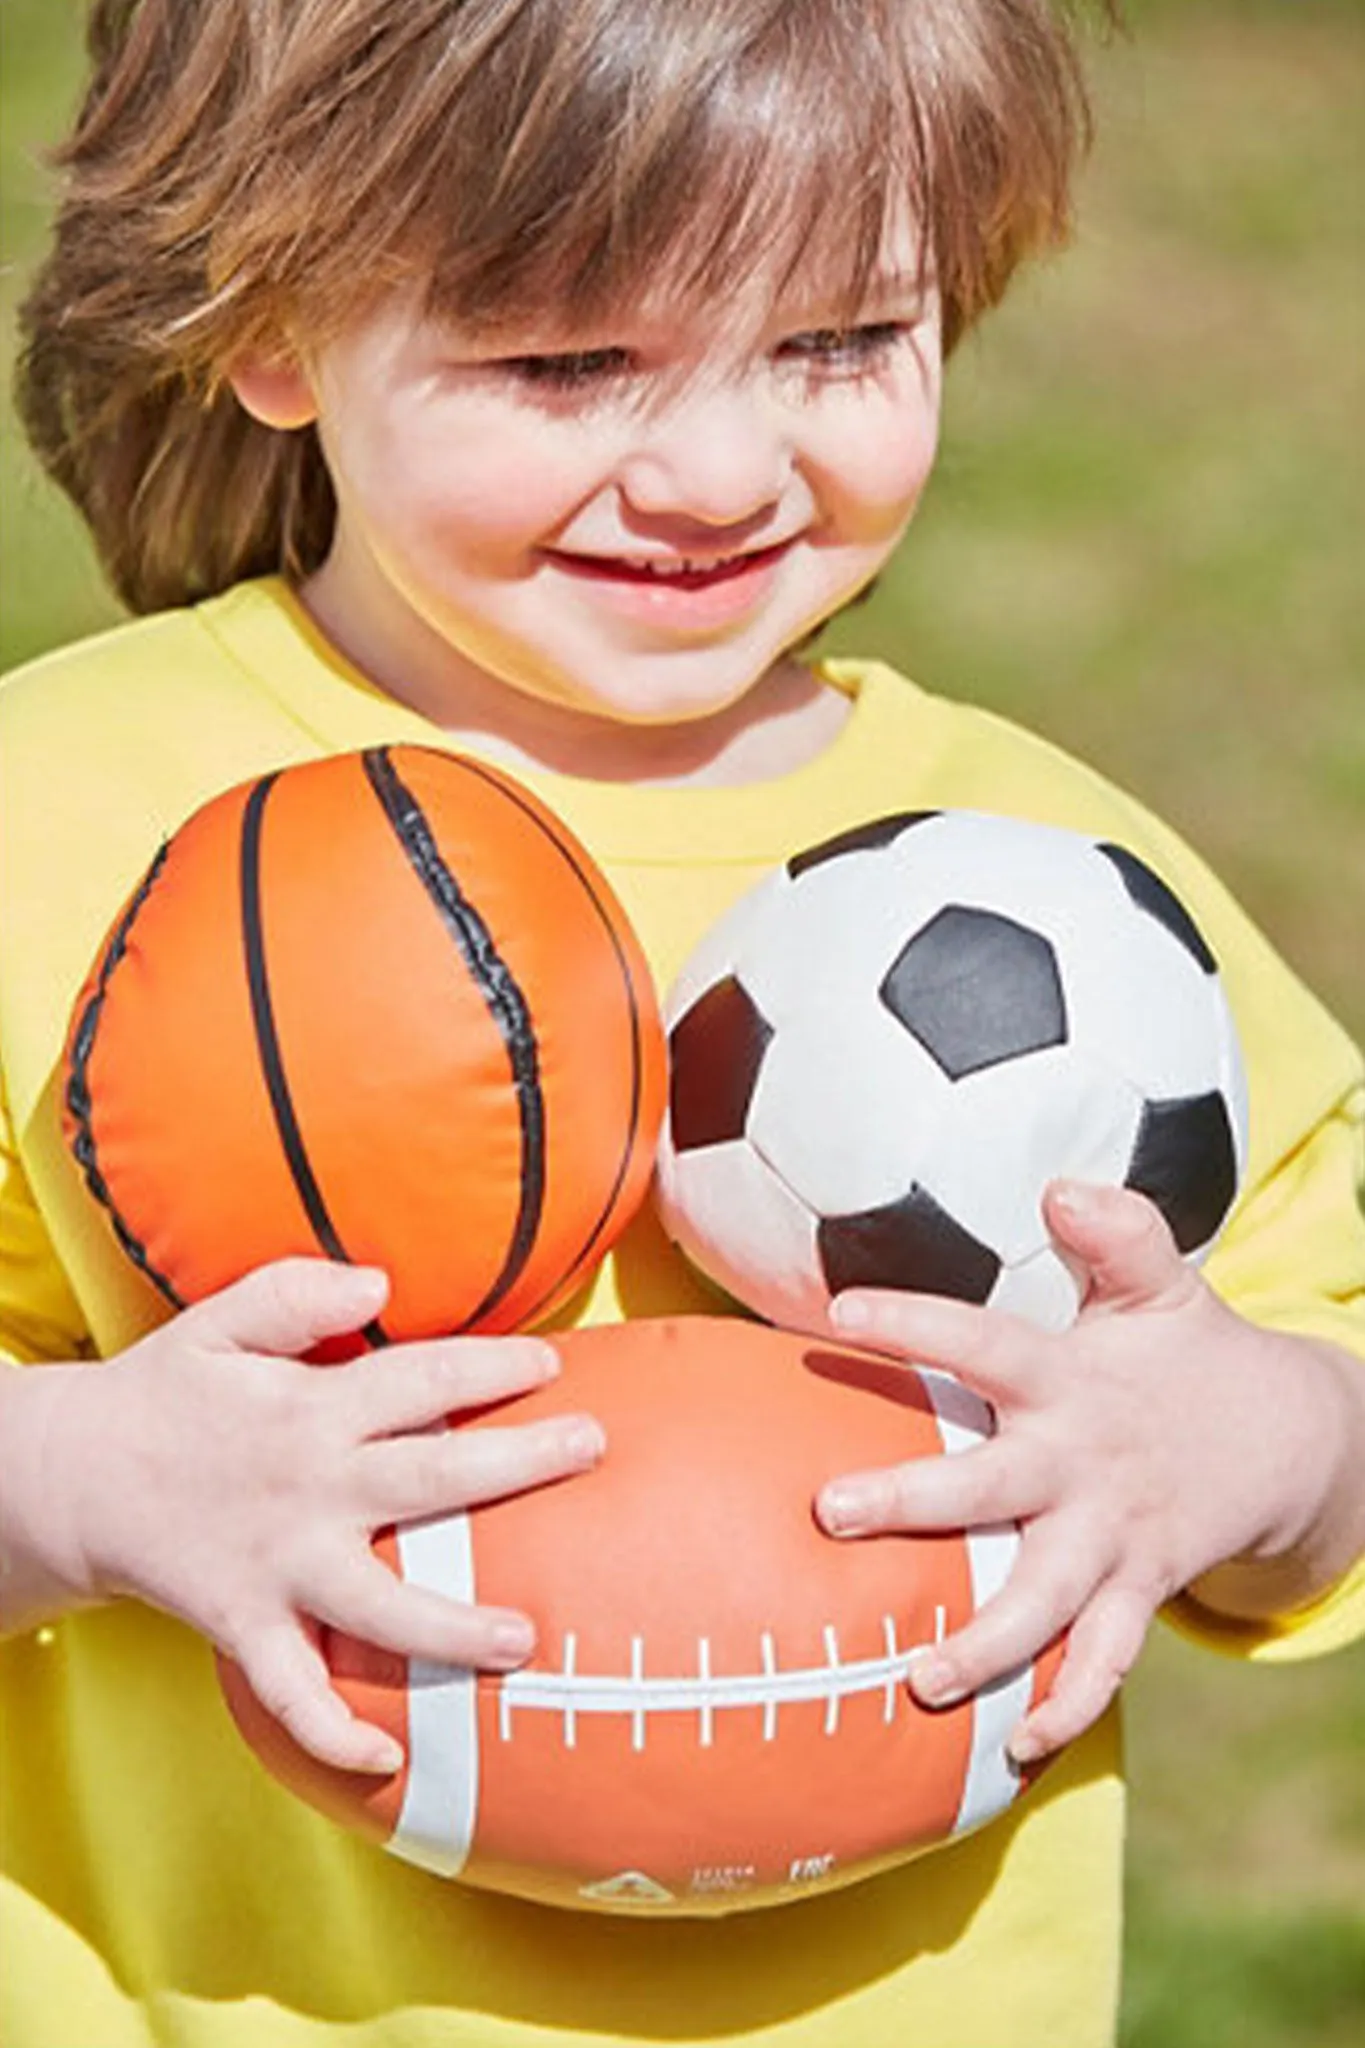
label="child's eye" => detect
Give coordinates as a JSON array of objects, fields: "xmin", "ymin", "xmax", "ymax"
[
  {"xmin": 777, "ymin": 323, "xmax": 908, "ymax": 375},
  {"xmin": 504, "ymin": 348, "xmax": 633, "ymax": 391}
]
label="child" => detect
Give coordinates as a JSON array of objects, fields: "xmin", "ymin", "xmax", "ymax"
[{"xmin": 2, "ymin": 2, "xmax": 1361, "ymax": 2044}]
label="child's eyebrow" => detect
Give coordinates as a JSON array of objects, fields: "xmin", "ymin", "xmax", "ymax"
[
  {"xmin": 777, "ymin": 269, "xmax": 938, "ymax": 327},
  {"xmin": 863, "ymin": 269, "xmax": 936, "ymax": 297}
]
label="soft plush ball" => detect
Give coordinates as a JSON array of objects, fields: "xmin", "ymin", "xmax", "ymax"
[
  {"xmin": 63, "ymin": 745, "xmax": 667, "ymax": 1341},
  {"xmin": 655, "ymin": 811, "xmax": 1248, "ymax": 1335},
  {"xmin": 217, "ymin": 1315, "xmax": 1063, "ymax": 1915}
]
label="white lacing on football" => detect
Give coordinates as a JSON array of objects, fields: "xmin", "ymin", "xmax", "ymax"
[{"xmin": 495, "ymin": 1608, "xmax": 949, "ymax": 1750}]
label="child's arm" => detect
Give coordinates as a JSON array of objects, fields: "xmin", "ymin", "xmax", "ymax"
[
  {"xmin": 0, "ymin": 1259, "xmax": 601, "ymax": 1775},
  {"xmin": 815, "ymin": 1180, "xmax": 1365, "ymax": 1764}
]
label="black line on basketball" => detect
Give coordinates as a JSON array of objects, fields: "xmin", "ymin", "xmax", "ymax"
[
  {"xmin": 240, "ymin": 774, "xmax": 388, "ymax": 1349},
  {"xmin": 362, "ymin": 747, "xmax": 546, "ymax": 1326},
  {"xmin": 446, "ymin": 751, "xmax": 649, "ymax": 1326},
  {"xmin": 65, "ymin": 840, "xmax": 187, "ymax": 1309}
]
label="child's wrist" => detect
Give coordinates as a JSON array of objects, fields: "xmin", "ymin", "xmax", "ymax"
[
  {"xmin": 1189, "ymin": 1332, "xmax": 1365, "ymax": 1623},
  {"xmin": 0, "ymin": 1357, "xmax": 113, "ymax": 1632}
]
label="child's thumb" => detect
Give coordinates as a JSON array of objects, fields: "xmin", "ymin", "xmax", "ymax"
[
  {"xmin": 1042, "ymin": 1180, "xmax": 1190, "ymax": 1313},
  {"xmin": 193, "ymin": 1258, "xmax": 391, "ymax": 1357}
]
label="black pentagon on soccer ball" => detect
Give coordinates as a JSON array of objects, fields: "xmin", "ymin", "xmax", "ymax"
[
  {"xmin": 668, "ymin": 974, "xmax": 775, "ymax": 1153},
  {"xmin": 787, "ymin": 811, "xmax": 939, "ymax": 879},
  {"xmin": 818, "ymin": 1184, "xmax": 1002, "ymax": 1303},
  {"xmin": 1124, "ymin": 1091, "xmax": 1239, "ymax": 1253},
  {"xmin": 879, "ymin": 905, "xmax": 1067, "ymax": 1080},
  {"xmin": 1097, "ymin": 843, "xmax": 1218, "ymax": 975}
]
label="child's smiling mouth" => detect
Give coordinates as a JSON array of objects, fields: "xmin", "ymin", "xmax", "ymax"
[{"xmin": 542, "ymin": 536, "xmax": 796, "ymax": 593}]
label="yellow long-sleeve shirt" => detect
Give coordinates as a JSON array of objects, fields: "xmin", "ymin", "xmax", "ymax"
[{"xmin": 2, "ymin": 579, "xmax": 1362, "ymax": 2048}]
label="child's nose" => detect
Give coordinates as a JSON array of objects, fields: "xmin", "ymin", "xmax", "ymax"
[{"xmin": 618, "ymin": 383, "xmax": 792, "ymax": 527}]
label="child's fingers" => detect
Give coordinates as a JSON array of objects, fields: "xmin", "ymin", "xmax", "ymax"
[
  {"xmin": 237, "ymin": 1617, "xmax": 404, "ymax": 1775},
  {"xmin": 358, "ymin": 1410, "xmax": 606, "ymax": 1522},
  {"xmin": 340, "ymin": 1334, "xmax": 561, "ymax": 1437},
  {"xmin": 1043, "ymin": 1181, "xmax": 1196, "ymax": 1312},
  {"xmin": 904, "ymin": 1510, "xmax": 1104, "ymax": 1711},
  {"xmin": 829, "ymin": 1289, "xmax": 1059, "ymax": 1409},
  {"xmin": 1007, "ymin": 1578, "xmax": 1154, "ymax": 1764},
  {"xmin": 191, "ymin": 1257, "xmax": 390, "ymax": 1357},
  {"xmin": 304, "ymin": 1550, "xmax": 539, "ymax": 1673},
  {"xmin": 816, "ymin": 1440, "xmax": 1052, "ymax": 1539}
]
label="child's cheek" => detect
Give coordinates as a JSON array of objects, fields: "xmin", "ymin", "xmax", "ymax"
[
  {"xmin": 824, "ymin": 412, "xmax": 941, "ymax": 539},
  {"xmin": 800, "ymin": 356, "xmax": 942, "ymax": 538},
  {"xmin": 382, "ymin": 439, "xmax": 578, "ymax": 571}
]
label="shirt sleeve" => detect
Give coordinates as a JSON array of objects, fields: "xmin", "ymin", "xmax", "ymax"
[
  {"xmin": 0, "ymin": 1079, "xmax": 92, "ymax": 1367},
  {"xmin": 1164, "ymin": 913, "xmax": 1365, "ymax": 1662}
]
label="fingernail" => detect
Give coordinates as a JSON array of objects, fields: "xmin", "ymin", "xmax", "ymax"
[
  {"xmin": 909, "ymin": 1654, "xmax": 965, "ymax": 1707},
  {"xmin": 492, "ymin": 1616, "xmax": 537, "ymax": 1661},
  {"xmin": 369, "ymin": 1734, "xmax": 404, "ymax": 1774},
  {"xmin": 565, "ymin": 1418, "xmax": 606, "ymax": 1464},
  {"xmin": 530, "ymin": 1342, "xmax": 561, "ymax": 1380},
  {"xmin": 818, "ymin": 1481, "xmax": 877, "ymax": 1534},
  {"xmin": 1008, "ymin": 1727, "xmax": 1045, "ymax": 1766},
  {"xmin": 1049, "ymin": 1180, "xmax": 1101, "ymax": 1221},
  {"xmin": 830, "ymin": 1294, "xmax": 870, "ymax": 1332}
]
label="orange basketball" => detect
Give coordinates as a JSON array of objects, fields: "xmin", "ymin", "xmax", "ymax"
[
  {"xmin": 63, "ymin": 746, "xmax": 667, "ymax": 1341},
  {"xmin": 218, "ymin": 1317, "xmax": 1064, "ymax": 1915}
]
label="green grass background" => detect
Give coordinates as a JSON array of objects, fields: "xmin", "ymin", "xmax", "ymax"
[{"xmin": 2, "ymin": 3, "xmax": 1362, "ymax": 2042}]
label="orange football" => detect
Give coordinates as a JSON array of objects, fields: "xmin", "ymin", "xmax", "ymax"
[
  {"xmin": 63, "ymin": 745, "xmax": 667, "ymax": 1340},
  {"xmin": 218, "ymin": 1317, "xmax": 1065, "ymax": 1914}
]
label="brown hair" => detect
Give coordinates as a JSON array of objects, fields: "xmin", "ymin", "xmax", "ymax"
[{"xmin": 16, "ymin": 0, "xmax": 1107, "ymax": 614}]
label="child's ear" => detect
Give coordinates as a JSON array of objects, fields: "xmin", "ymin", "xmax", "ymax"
[{"xmin": 228, "ymin": 354, "xmax": 318, "ymax": 431}]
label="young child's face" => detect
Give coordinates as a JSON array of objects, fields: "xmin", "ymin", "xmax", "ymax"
[{"xmin": 245, "ymin": 243, "xmax": 941, "ymax": 732}]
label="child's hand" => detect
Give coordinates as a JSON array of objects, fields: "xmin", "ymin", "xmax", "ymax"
[
  {"xmin": 30, "ymin": 1260, "xmax": 602, "ymax": 1775},
  {"xmin": 816, "ymin": 1182, "xmax": 1365, "ymax": 1765}
]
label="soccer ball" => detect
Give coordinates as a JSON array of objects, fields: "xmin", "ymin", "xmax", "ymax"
[{"xmin": 654, "ymin": 811, "xmax": 1249, "ymax": 1335}]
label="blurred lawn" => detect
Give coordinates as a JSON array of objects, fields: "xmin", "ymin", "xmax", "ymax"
[{"xmin": 2, "ymin": 5, "xmax": 1363, "ymax": 2045}]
